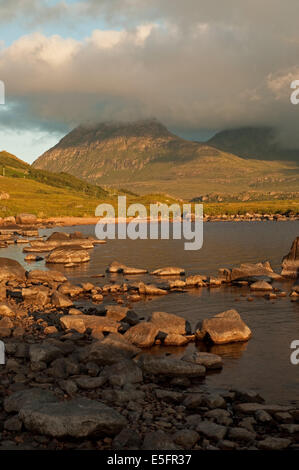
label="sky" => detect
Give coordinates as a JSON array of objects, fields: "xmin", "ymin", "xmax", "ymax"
[{"xmin": 1, "ymin": 0, "xmax": 299, "ymax": 163}]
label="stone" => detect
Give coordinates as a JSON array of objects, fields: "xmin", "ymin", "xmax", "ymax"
[
  {"xmin": 230, "ymin": 262, "xmax": 280, "ymax": 281},
  {"xmin": 155, "ymin": 389, "xmax": 184, "ymax": 404},
  {"xmin": 75, "ymin": 376, "xmax": 106, "ymax": 390},
  {"xmin": 173, "ymin": 430, "xmax": 199, "ymax": 448},
  {"xmin": 150, "ymin": 311, "xmax": 190, "ymax": 335},
  {"xmin": 185, "ymin": 275, "xmax": 206, "ymax": 287},
  {"xmin": 113, "ymin": 429, "xmax": 142, "ymax": 450},
  {"xmin": 22, "ymin": 286, "xmax": 50, "ymax": 306},
  {"xmin": 202, "ymin": 393, "xmax": 226, "ymax": 409},
  {"xmin": 255, "ymin": 409, "xmax": 272, "ymax": 423},
  {"xmin": 29, "ymin": 343, "xmax": 62, "ymax": 364},
  {"xmin": 234, "ymin": 403, "xmax": 292, "ymax": 415},
  {"xmin": 0, "ymin": 257, "xmax": 26, "ymax": 281},
  {"xmin": 58, "ymin": 282, "xmax": 83, "ymax": 297},
  {"xmin": 163, "ymin": 334, "xmax": 189, "ymax": 346},
  {"xmin": 69, "ymin": 308, "xmax": 83, "ymax": 315},
  {"xmin": 138, "ymin": 282, "xmax": 167, "ymax": 296},
  {"xmin": 101, "ymin": 359, "xmax": 143, "ymax": 386},
  {"xmin": 27, "ymin": 269, "xmax": 67, "ymax": 283},
  {"xmin": 227, "ymin": 427, "xmax": 256, "ymax": 442},
  {"xmin": 182, "ymin": 351, "xmax": 223, "ymax": 370},
  {"xmin": 258, "ymin": 437, "xmax": 292, "ymax": 450},
  {"xmin": 196, "ymin": 309, "xmax": 251, "ymax": 344},
  {"xmin": 138, "ymin": 355, "xmax": 206, "ymax": 377},
  {"xmin": 196, "ymin": 420, "xmax": 227, "ymax": 441},
  {"xmin": 0, "ymin": 303, "xmax": 15, "ymax": 317},
  {"xmin": 4, "ymin": 388, "xmax": 57, "ymax": 413},
  {"xmin": 105, "ymin": 305, "xmax": 129, "ymax": 322},
  {"xmin": 51, "ymin": 291, "xmax": 73, "ymax": 308},
  {"xmin": 60, "ymin": 315, "xmax": 120, "ymax": 336},
  {"xmin": 250, "ymin": 280, "xmax": 273, "ymax": 291},
  {"xmin": 232, "ymin": 388, "xmax": 264, "ymax": 403},
  {"xmin": 124, "ymin": 322, "xmax": 159, "ymax": 348},
  {"xmin": 281, "ymin": 237, "xmax": 299, "ymax": 277},
  {"xmin": 4, "ymin": 415, "xmax": 23, "ymax": 432},
  {"xmin": 19, "ymin": 397, "xmax": 127, "ymax": 438},
  {"xmin": 46, "ymin": 246, "xmax": 90, "ymax": 264},
  {"xmin": 142, "ymin": 431, "xmax": 178, "ymax": 450},
  {"xmin": 16, "ymin": 213, "xmax": 37, "ymax": 225},
  {"xmin": 151, "ymin": 267, "xmax": 185, "ymax": 276}
]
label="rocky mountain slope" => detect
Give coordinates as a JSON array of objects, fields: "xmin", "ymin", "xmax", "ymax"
[{"xmin": 33, "ymin": 119, "xmax": 299, "ymax": 198}]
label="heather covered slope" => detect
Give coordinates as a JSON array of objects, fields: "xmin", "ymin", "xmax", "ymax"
[{"xmin": 33, "ymin": 120, "xmax": 299, "ymax": 199}]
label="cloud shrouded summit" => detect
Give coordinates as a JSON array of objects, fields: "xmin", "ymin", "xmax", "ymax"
[{"xmin": 1, "ymin": 0, "xmax": 299, "ymax": 161}]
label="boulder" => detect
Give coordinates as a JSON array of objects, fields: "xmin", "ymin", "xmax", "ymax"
[
  {"xmin": 100, "ymin": 359, "xmax": 143, "ymax": 386},
  {"xmin": 19, "ymin": 397, "xmax": 127, "ymax": 438},
  {"xmin": 163, "ymin": 334, "xmax": 190, "ymax": 346},
  {"xmin": 0, "ymin": 258, "xmax": 26, "ymax": 282},
  {"xmin": 51, "ymin": 292, "xmax": 73, "ymax": 308},
  {"xmin": 182, "ymin": 351, "xmax": 223, "ymax": 370},
  {"xmin": 58, "ymin": 282, "xmax": 83, "ymax": 297},
  {"xmin": 105, "ymin": 305, "xmax": 129, "ymax": 322},
  {"xmin": 60, "ymin": 315, "xmax": 120, "ymax": 337},
  {"xmin": 196, "ymin": 309, "xmax": 251, "ymax": 344},
  {"xmin": 106, "ymin": 261, "xmax": 147, "ymax": 274},
  {"xmin": 47, "ymin": 232, "xmax": 69, "ymax": 241},
  {"xmin": 4, "ymin": 389, "xmax": 57, "ymax": 413},
  {"xmin": 29, "ymin": 343, "xmax": 62, "ymax": 364},
  {"xmin": 138, "ymin": 282, "xmax": 167, "ymax": 296},
  {"xmin": 281, "ymin": 237, "xmax": 299, "ymax": 277},
  {"xmin": 138, "ymin": 355, "xmax": 206, "ymax": 377},
  {"xmin": 250, "ymin": 280, "xmax": 273, "ymax": 291},
  {"xmin": 124, "ymin": 322, "xmax": 159, "ymax": 348},
  {"xmin": 27, "ymin": 269, "xmax": 67, "ymax": 283},
  {"xmin": 16, "ymin": 213, "xmax": 37, "ymax": 225},
  {"xmin": 46, "ymin": 246, "xmax": 90, "ymax": 264},
  {"xmin": 151, "ymin": 267, "xmax": 185, "ymax": 276},
  {"xmin": 230, "ymin": 262, "xmax": 281, "ymax": 281},
  {"xmin": 0, "ymin": 303, "xmax": 15, "ymax": 318},
  {"xmin": 22, "ymin": 286, "xmax": 50, "ymax": 306},
  {"xmin": 150, "ymin": 311, "xmax": 191, "ymax": 335},
  {"xmin": 87, "ymin": 336, "xmax": 140, "ymax": 366}
]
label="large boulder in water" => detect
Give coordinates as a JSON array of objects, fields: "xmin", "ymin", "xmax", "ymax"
[
  {"xmin": 124, "ymin": 322, "xmax": 159, "ymax": 348},
  {"xmin": 150, "ymin": 311, "xmax": 191, "ymax": 335},
  {"xmin": 230, "ymin": 262, "xmax": 281, "ymax": 281},
  {"xmin": 195, "ymin": 309, "xmax": 251, "ymax": 344},
  {"xmin": 0, "ymin": 258, "xmax": 26, "ymax": 282},
  {"xmin": 138, "ymin": 355, "xmax": 206, "ymax": 378},
  {"xmin": 281, "ymin": 237, "xmax": 299, "ymax": 278},
  {"xmin": 46, "ymin": 246, "xmax": 90, "ymax": 264}
]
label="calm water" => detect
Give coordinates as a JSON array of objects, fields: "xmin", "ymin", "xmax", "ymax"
[{"xmin": 3, "ymin": 221, "xmax": 299, "ymax": 405}]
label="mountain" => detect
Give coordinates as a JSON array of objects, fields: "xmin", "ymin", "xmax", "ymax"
[
  {"xmin": 33, "ymin": 119, "xmax": 299, "ymax": 199},
  {"xmin": 208, "ymin": 127, "xmax": 299, "ymax": 162}
]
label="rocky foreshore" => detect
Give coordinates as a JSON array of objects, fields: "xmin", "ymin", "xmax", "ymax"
[{"xmin": 0, "ymin": 224, "xmax": 298, "ymax": 450}]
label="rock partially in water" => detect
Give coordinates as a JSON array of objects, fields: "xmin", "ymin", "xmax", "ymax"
[
  {"xmin": 196, "ymin": 309, "xmax": 251, "ymax": 344},
  {"xmin": 106, "ymin": 261, "xmax": 147, "ymax": 274},
  {"xmin": 51, "ymin": 291, "xmax": 73, "ymax": 308},
  {"xmin": 60, "ymin": 315, "xmax": 120, "ymax": 337},
  {"xmin": 27, "ymin": 269, "xmax": 67, "ymax": 283},
  {"xmin": 138, "ymin": 282, "xmax": 167, "ymax": 296},
  {"xmin": 150, "ymin": 311, "xmax": 191, "ymax": 335},
  {"xmin": 124, "ymin": 322, "xmax": 159, "ymax": 348},
  {"xmin": 151, "ymin": 266, "xmax": 185, "ymax": 276},
  {"xmin": 46, "ymin": 246, "xmax": 90, "ymax": 264},
  {"xmin": 138, "ymin": 355, "xmax": 206, "ymax": 377},
  {"xmin": 281, "ymin": 237, "xmax": 299, "ymax": 278},
  {"xmin": 182, "ymin": 351, "xmax": 223, "ymax": 370},
  {"xmin": 250, "ymin": 280, "xmax": 273, "ymax": 291}
]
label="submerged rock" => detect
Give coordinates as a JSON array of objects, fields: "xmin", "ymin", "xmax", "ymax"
[
  {"xmin": 196, "ymin": 309, "xmax": 251, "ymax": 344},
  {"xmin": 151, "ymin": 266, "xmax": 185, "ymax": 276}
]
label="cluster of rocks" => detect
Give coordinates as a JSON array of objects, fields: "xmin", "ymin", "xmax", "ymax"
[{"xmin": 1, "ymin": 328, "xmax": 299, "ymax": 450}]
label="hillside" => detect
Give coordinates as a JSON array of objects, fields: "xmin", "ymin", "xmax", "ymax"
[
  {"xmin": 33, "ymin": 119, "xmax": 299, "ymax": 199},
  {"xmin": 208, "ymin": 127, "xmax": 299, "ymax": 162}
]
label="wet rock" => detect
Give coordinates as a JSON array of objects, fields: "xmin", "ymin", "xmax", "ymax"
[
  {"xmin": 250, "ymin": 280, "xmax": 273, "ymax": 291},
  {"xmin": 281, "ymin": 237, "xmax": 299, "ymax": 278},
  {"xmin": 230, "ymin": 262, "xmax": 281, "ymax": 281},
  {"xmin": 0, "ymin": 257, "xmax": 26, "ymax": 281},
  {"xmin": 46, "ymin": 246, "xmax": 90, "ymax": 264},
  {"xmin": 163, "ymin": 334, "xmax": 190, "ymax": 346},
  {"xmin": 19, "ymin": 397, "xmax": 127, "ymax": 438},
  {"xmin": 232, "ymin": 388, "xmax": 264, "ymax": 403},
  {"xmin": 185, "ymin": 275, "xmax": 206, "ymax": 287},
  {"xmin": 138, "ymin": 282, "xmax": 167, "ymax": 296},
  {"xmin": 75, "ymin": 376, "xmax": 106, "ymax": 390},
  {"xmin": 151, "ymin": 267, "xmax": 185, "ymax": 276},
  {"xmin": 142, "ymin": 431, "xmax": 178, "ymax": 450},
  {"xmin": 105, "ymin": 305, "xmax": 129, "ymax": 322},
  {"xmin": 169, "ymin": 279, "xmax": 186, "ymax": 289},
  {"xmin": 182, "ymin": 351, "xmax": 223, "ymax": 370},
  {"xmin": 150, "ymin": 311, "xmax": 191, "ymax": 335},
  {"xmin": 138, "ymin": 355, "xmax": 206, "ymax": 378},
  {"xmin": 196, "ymin": 420, "xmax": 227, "ymax": 441},
  {"xmin": 124, "ymin": 322, "xmax": 159, "ymax": 348},
  {"xmin": 195, "ymin": 309, "xmax": 251, "ymax": 344},
  {"xmin": 24, "ymin": 254, "xmax": 43, "ymax": 262}
]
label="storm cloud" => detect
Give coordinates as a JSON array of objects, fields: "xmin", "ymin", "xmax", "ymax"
[{"xmin": 1, "ymin": 0, "xmax": 299, "ymax": 148}]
